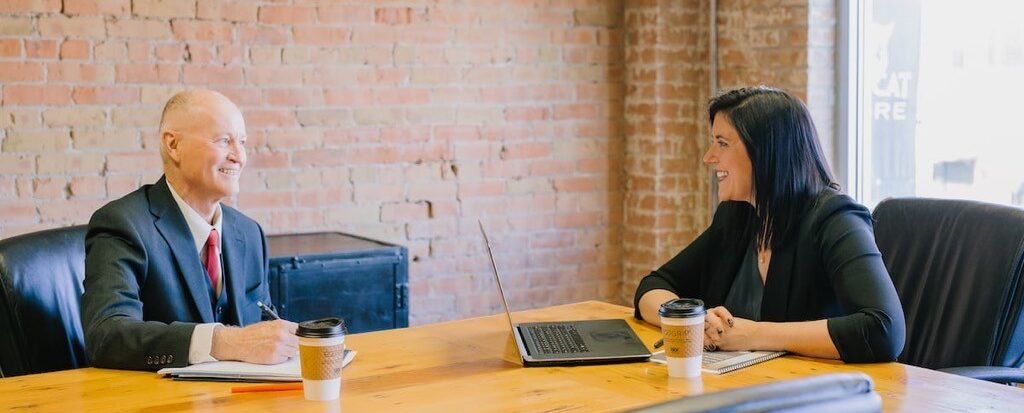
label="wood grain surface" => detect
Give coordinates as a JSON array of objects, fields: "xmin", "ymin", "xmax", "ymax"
[{"xmin": 2, "ymin": 301, "xmax": 1022, "ymax": 412}]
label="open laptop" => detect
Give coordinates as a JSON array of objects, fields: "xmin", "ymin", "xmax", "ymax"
[{"xmin": 479, "ymin": 221, "xmax": 651, "ymax": 367}]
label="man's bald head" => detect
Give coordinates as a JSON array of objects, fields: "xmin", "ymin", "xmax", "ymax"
[
  {"xmin": 159, "ymin": 90, "xmax": 239, "ymax": 136},
  {"xmin": 158, "ymin": 90, "xmax": 245, "ymax": 163}
]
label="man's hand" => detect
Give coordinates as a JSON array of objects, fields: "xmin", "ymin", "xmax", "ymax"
[{"xmin": 211, "ymin": 320, "xmax": 298, "ymax": 364}]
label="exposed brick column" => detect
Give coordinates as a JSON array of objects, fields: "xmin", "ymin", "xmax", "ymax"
[
  {"xmin": 621, "ymin": 0, "xmax": 713, "ymax": 303},
  {"xmin": 717, "ymin": 0, "xmax": 836, "ymax": 159}
]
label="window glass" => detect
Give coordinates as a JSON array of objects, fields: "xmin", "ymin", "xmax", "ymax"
[{"xmin": 855, "ymin": 0, "xmax": 1024, "ymax": 208}]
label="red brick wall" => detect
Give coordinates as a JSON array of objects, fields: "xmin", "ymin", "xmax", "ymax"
[
  {"xmin": 1, "ymin": 0, "xmax": 835, "ymax": 324},
  {"xmin": 621, "ymin": 0, "xmax": 712, "ymax": 304},
  {"xmin": 717, "ymin": 0, "xmax": 835, "ymax": 153},
  {"xmin": 717, "ymin": 0, "xmax": 811, "ymax": 93},
  {"xmin": 0, "ymin": 0, "xmax": 625, "ymax": 325}
]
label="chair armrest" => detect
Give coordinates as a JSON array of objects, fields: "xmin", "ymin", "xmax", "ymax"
[{"xmin": 938, "ymin": 366, "xmax": 1024, "ymax": 384}]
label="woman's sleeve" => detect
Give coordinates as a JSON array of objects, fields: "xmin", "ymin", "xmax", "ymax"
[
  {"xmin": 820, "ymin": 207, "xmax": 907, "ymax": 363},
  {"xmin": 632, "ymin": 223, "xmax": 716, "ymax": 321}
]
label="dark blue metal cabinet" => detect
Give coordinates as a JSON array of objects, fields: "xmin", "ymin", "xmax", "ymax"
[{"xmin": 266, "ymin": 232, "xmax": 408, "ymax": 334}]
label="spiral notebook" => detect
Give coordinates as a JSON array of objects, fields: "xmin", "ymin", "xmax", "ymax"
[{"xmin": 650, "ymin": 349, "xmax": 786, "ymax": 374}]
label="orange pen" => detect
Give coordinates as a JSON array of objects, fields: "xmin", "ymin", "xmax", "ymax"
[{"xmin": 231, "ymin": 383, "xmax": 303, "ymax": 393}]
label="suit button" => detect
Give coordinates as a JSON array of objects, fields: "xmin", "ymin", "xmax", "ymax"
[
  {"xmin": 216, "ymin": 306, "xmax": 223, "ymax": 315},
  {"xmin": 146, "ymin": 356, "xmax": 152, "ymax": 365},
  {"xmin": 168, "ymin": 355, "xmax": 174, "ymax": 363},
  {"xmin": 160, "ymin": 355, "xmax": 167, "ymax": 364}
]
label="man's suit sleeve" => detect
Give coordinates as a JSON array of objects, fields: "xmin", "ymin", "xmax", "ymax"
[{"xmin": 80, "ymin": 206, "xmax": 196, "ymax": 371}]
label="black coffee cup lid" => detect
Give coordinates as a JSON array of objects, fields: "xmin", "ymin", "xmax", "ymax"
[
  {"xmin": 296, "ymin": 317, "xmax": 346, "ymax": 338},
  {"xmin": 658, "ymin": 298, "xmax": 706, "ymax": 317}
]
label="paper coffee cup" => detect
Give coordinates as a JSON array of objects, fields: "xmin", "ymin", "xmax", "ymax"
[
  {"xmin": 659, "ymin": 298, "xmax": 706, "ymax": 378},
  {"xmin": 296, "ymin": 318, "xmax": 347, "ymax": 401}
]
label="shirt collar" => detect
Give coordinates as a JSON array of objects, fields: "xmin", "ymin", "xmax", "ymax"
[{"xmin": 166, "ymin": 179, "xmax": 223, "ymax": 255}]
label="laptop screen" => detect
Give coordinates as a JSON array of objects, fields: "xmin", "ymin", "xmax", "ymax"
[{"xmin": 477, "ymin": 220, "xmax": 519, "ymax": 334}]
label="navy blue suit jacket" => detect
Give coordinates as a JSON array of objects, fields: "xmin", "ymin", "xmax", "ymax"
[{"xmin": 81, "ymin": 176, "xmax": 272, "ymax": 370}]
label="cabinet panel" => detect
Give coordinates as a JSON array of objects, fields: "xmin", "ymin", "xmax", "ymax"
[{"xmin": 267, "ymin": 232, "xmax": 408, "ymax": 334}]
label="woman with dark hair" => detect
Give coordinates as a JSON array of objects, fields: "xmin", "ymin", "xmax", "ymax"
[{"xmin": 634, "ymin": 86, "xmax": 905, "ymax": 362}]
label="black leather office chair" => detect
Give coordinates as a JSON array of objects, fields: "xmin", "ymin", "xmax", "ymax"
[
  {"xmin": 873, "ymin": 198, "xmax": 1024, "ymax": 383},
  {"xmin": 627, "ymin": 373, "xmax": 880, "ymax": 413},
  {"xmin": 0, "ymin": 226, "xmax": 89, "ymax": 377}
]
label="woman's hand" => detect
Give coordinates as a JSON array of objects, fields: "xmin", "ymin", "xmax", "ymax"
[{"xmin": 703, "ymin": 306, "xmax": 760, "ymax": 351}]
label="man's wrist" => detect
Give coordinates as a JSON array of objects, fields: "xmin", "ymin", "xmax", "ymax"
[{"xmin": 210, "ymin": 324, "xmax": 235, "ymax": 361}]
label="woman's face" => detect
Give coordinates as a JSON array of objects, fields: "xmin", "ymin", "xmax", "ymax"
[{"xmin": 704, "ymin": 112, "xmax": 754, "ymax": 204}]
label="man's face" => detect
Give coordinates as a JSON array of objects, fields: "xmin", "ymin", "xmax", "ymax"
[{"xmin": 171, "ymin": 101, "xmax": 247, "ymax": 204}]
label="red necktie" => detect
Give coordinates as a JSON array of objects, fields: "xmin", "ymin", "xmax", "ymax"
[{"xmin": 205, "ymin": 229, "xmax": 220, "ymax": 296}]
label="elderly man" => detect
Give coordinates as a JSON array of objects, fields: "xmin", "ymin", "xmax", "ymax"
[{"xmin": 81, "ymin": 90, "xmax": 297, "ymax": 370}]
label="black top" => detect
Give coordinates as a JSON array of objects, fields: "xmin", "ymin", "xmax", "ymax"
[
  {"xmin": 633, "ymin": 188, "xmax": 906, "ymax": 363},
  {"xmin": 722, "ymin": 241, "xmax": 763, "ymax": 321}
]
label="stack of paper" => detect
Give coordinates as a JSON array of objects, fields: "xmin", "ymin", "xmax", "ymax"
[{"xmin": 158, "ymin": 349, "xmax": 356, "ymax": 382}]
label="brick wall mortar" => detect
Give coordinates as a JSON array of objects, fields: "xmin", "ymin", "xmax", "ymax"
[
  {"xmin": 0, "ymin": 0, "xmax": 627, "ymax": 325},
  {"xmin": 1, "ymin": 0, "xmax": 833, "ymax": 324},
  {"xmin": 621, "ymin": 0, "xmax": 712, "ymax": 304},
  {"xmin": 716, "ymin": 0, "xmax": 836, "ymax": 183}
]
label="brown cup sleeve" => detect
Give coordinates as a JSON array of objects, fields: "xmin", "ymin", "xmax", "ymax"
[
  {"xmin": 662, "ymin": 323, "xmax": 703, "ymax": 358},
  {"xmin": 299, "ymin": 343, "xmax": 346, "ymax": 380}
]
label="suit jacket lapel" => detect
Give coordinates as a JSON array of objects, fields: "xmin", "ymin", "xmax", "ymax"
[
  {"xmin": 221, "ymin": 208, "xmax": 247, "ymax": 324},
  {"xmin": 149, "ymin": 176, "xmax": 215, "ymax": 323}
]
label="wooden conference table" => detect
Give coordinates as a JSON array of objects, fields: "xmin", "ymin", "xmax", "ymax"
[{"xmin": 2, "ymin": 301, "xmax": 1023, "ymax": 412}]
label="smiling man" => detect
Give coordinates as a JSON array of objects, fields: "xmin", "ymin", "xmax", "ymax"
[{"xmin": 81, "ymin": 90, "xmax": 298, "ymax": 371}]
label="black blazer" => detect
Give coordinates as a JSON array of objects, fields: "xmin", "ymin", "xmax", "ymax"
[
  {"xmin": 634, "ymin": 189, "xmax": 906, "ymax": 363},
  {"xmin": 81, "ymin": 177, "xmax": 272, "ymax": 370}
]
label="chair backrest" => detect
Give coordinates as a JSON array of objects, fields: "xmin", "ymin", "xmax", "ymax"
[
  {"xmin": 627, "ymin": 373, "xmax": 880, "ymax": 413},
  {"xmin": 872, "ymin": 198, "xmax": 1024, "ymax": 369},
  {"xmin": 0, "ymin": 225, "xmax": 89, "ymax": 377}
]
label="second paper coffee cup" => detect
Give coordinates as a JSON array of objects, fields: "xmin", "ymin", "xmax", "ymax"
[
  {"xmin": 659, "ymin": 298, "xmax": 706, "ymax": 378},
  {"xmin": 296, "ymin": 317, "xmax": 346, "ymax": 401}
]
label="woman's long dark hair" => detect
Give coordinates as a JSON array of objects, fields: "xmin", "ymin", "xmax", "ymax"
[{"xmin": 708, "ymin": 86, "xmax": 838, "ymax": 251}]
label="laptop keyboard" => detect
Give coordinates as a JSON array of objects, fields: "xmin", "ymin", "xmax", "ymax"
[{"xmin": 526, "ymin": 324, "xmax": 590, "ymax": 355}]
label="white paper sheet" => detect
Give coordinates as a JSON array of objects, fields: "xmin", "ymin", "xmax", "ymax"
[{"xmin": 158, "ymin": 349, "xmax": 355, "ymax": 382}]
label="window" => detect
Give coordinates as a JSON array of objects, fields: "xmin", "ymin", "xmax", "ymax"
[{"xmin": 840, "ymin": 0, "xmax": 1024, "ymax": 208}]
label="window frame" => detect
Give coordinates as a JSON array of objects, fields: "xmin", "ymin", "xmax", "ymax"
[{"xmin": 836, "ymin": 0, "xmax": 864, "ymax": 201}]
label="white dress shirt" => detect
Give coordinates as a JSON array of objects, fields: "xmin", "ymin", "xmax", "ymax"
[{"xmin": 166, "ymin": 181, "xmax": 223, "ymax": 365}]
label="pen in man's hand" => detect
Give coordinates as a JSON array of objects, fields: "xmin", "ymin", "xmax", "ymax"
[
  {"xmin": 653, "ymin": 338, "xmax": 664, "ymax": 349},
  {"xmin": 256, "ymin": 301, "xmax": 280, "ymax": 320}
]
